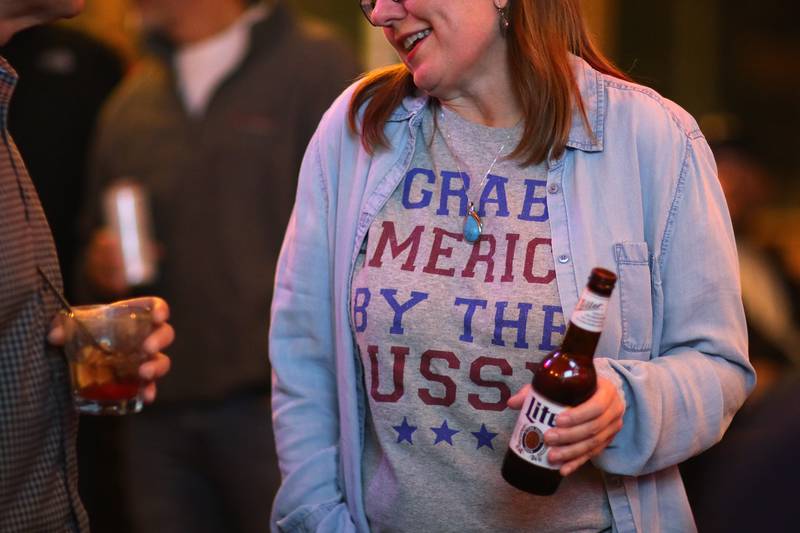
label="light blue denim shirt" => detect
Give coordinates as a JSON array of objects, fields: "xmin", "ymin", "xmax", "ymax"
[{"xmin": 269, "ymin": 56, "xmax": 755, "ymax": 533}]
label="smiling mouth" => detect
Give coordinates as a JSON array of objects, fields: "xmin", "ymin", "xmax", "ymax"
[{"xmin": 403, "ymin": 29, "xmax": 432, "ymax": 52}]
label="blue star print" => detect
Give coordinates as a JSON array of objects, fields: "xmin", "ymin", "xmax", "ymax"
[
  {"xmin": 393, "ymin": 417, "xmax": 417, "ymax": 444},
  {"xmin": 431, "ymin": 420, "xmax": 460, "ymax": 445},
  {"xmin": 472, "ymin": 424, "xmax": 499, "ymax": 450}
]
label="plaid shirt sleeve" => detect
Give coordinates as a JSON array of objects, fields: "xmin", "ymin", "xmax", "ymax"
[{"xmin": 0, "ymin": 56, "xmax": 88, "ymax": 533}]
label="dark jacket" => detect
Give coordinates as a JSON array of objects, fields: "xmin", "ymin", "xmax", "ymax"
[{"xmin": 84, "ymin": 3, "xmax": 360, "ymax": 404}]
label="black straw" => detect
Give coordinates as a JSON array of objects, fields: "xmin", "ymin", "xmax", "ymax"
[
  {"xmin": 37, "ymin": 266, "xmax": 73, "ymax": 313},
  {"xmin": 36, "ymin": 266, "xmax": 112, "ymax": 354}
]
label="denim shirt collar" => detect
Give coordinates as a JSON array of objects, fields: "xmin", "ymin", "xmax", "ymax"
[
  {"xmin": 387, "ymin": 54, "xmax": 604, "ymax": 153},
  {"xmin": 566, "ymin": 54, "xmax": 604, "ymax": 152}
]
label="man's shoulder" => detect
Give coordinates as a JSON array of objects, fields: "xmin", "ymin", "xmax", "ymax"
[
  {"xmin": 294, "ymin": 17, "xmax": 350, "ymax": 50},
  {"xmin": 252, "ymin": 6, "xmax": 357, "ymax": 67},
  {"xmin": 97, "ymin": 58, "xmax": 168, "ymax": 123},
  {"xmin": 247, "ymin": 8, "xmax": 360, "ymax": 100}
]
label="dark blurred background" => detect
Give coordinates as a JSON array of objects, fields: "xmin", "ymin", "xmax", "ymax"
[
  {"xmin": 8, "ymin": 1, "xmax": 800, "ymax": 531},
  {"xmin": 66, "ymin": 0, "xmax": 800, "ymax": 194}
]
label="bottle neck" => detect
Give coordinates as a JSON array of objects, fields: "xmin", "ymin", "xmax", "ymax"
[
  {"xmin": 560, "ymin": 323, "xmax": 601, "ymax": 359},
  {"xmin": 560, "ymin": 287, "xmax": 610, "ymax": 358}
]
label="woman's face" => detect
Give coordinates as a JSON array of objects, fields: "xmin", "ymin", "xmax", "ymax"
[{"xmin": 372, "ymin": 0, "xmax": 509, "ymax": 100}]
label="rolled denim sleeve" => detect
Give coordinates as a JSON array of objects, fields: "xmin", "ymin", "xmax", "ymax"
[
  {"xmin": 269, "ymin": 134, "xmax": 356, "ymax": 533},
  {"xmin": 593, "ymin": 133, "xmax": 755, "ymax": 476}
]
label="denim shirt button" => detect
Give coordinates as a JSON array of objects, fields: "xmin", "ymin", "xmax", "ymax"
[
  {"xmin": 558, "ymin": 254, "xmax": 570, "ymax": 264},
  {"xmin": 548, "ymin": 183, "xmax": 560, "ymax": 194}
]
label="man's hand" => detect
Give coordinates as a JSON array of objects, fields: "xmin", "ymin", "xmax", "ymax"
[
  {"xmin": 48, "ymin": 296, "xmax": 174, "ymax": 403},
  {"xmin": 84, "ymin": 228, "xmax": 129, "ymax": 298}
]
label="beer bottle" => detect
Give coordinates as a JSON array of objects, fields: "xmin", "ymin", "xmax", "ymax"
[{"xmin": 501, "ymin": 267, "xmax": 617, "ymax": 495}]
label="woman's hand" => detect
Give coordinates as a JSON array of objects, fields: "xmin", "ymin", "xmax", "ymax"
[
  {"xmin": 48, "ymin": 296, "xmax": 174, "ymax": 404},
  {"xmin": 508, "ymin": 377, "xmax": 624, "ymax": 476}
]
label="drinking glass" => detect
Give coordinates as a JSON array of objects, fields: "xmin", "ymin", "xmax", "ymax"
[{"xmin": 61, "ymin": 301, "xmax": 154, "ymax": 415}]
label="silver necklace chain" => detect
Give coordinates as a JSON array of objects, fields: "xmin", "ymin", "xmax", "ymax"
[
  {"xmin": 436, "ymin": 109, "xmax": 514, "ymax": 210},
  {"xmin": 435, "ymin": 107, "xmax": 516, "ymax": 242}
]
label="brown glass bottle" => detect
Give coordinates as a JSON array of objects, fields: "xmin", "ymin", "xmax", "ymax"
[{"xmin": 502, "ymin": 267, "xmax": 617, "ymax": 495}]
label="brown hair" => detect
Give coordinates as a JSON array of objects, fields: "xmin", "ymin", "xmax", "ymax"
[{"xmin": 347, "ymin": 0, "xmax": 631, "ymax": 165}]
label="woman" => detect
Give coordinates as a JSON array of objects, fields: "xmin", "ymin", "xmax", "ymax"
[{"xmin": 269, "ymin": 1, "xmax": 754, "ymax": 531}]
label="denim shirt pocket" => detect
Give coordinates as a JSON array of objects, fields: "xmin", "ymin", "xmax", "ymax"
[{"xmin": 614, "ymin": 242, "xmax": 653, "ymax": 356}]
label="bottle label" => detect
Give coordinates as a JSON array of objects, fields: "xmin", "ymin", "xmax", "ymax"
[
  {"xmin": 509, "ymin": 389, "xmax": 566, "ymax": 470},
  {"xmin": 570, "ymin": 290, "xmax": 610, "ymax": 333}
]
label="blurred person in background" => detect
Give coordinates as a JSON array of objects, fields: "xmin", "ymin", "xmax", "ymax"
[
  {"xmin": 0, "ymin": 2, "xmax": 173, "ymax": 532},
  {"xmin": 268, "ymin": 0, "xmax": 754, "ymax": 531},
  {"xmin": 713, "ymin": 142, "xmax": 800, "ymax": 387},
  {"xmin": 0, "ymin": 23, "xmax": 129, "ymax": 532},
  {"xmin": 79, "ymin": 0, "xmax": 360, "ymax": 532},
  {"xmin": 681, "ymin": 139, "xmax": 800, "ymax": 531}
]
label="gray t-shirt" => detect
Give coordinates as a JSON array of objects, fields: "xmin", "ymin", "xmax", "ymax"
[{"xmin": 352, "ymin": 105, "xmax": 611, "ymax": 532}]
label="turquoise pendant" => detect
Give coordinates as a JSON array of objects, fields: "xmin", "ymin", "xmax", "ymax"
[{"xmin": 463, "ymin": 205, "xmax": 483, "ymax": 243}]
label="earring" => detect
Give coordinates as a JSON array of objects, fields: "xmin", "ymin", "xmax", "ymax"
[{"xmin": 496, "ymin": 3, "xmax": 511, "ymax": 36}]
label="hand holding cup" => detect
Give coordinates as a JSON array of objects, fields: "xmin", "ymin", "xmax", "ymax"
[{"xmin": 48, "ymin": 297, "xmax": 173, "ymax": 414}]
